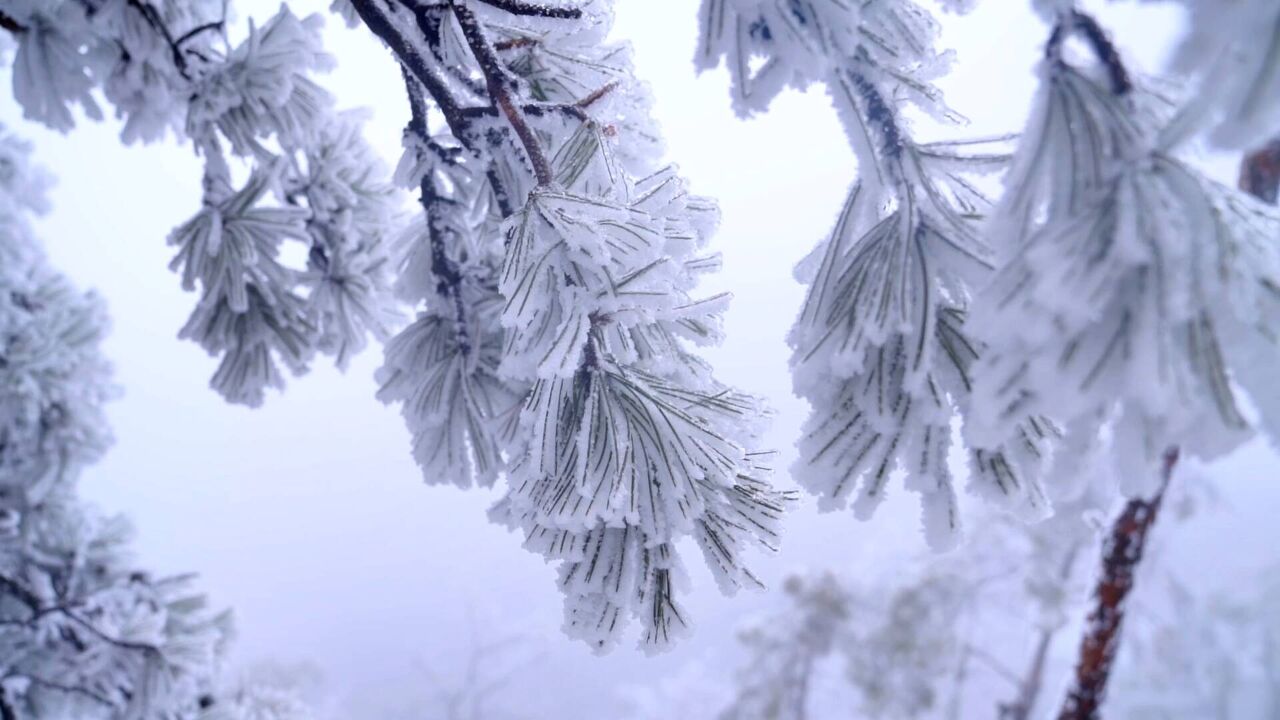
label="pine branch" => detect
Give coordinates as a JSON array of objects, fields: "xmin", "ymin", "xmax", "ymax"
[
  {"xmin": 847, "ymin": 68, "xmax": 905, "ymax": 162},
  {"xmin": 173, "ymin": 21, "xmax": 224, "ymax": 47},
  {"xmin": 449, "ymin": 0, "xmax": 556, "ymax": 185},
  {"xmin": 125, "ymin": 0, "xmax": 195, "ymax": 78},
  {"xmin": 351, "ymin": 0, "xmax": 466, "ymax": 121},
  {"xmin": 1057, "ymin": 448, "xmax": 1179, "ymax": 720},
  {"xmin": 355, "ymin": 0, "xmax": 526, "ymax": 214},
  {"xmin": 494, "ymin": 36, "xmax": 538, "ymax": 51}
]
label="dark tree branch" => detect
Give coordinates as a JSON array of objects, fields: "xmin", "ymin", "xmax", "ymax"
[
  {"xmin": 351, "ymin": 0, "xmax": 465, "ymax": 120},
  {"xmin": 1045, "ymin": 10, "xmax": 1131, "ymax": 96},
  {"xmin": 0, "ymin": 572, "xmax": 41, "ymax": 613},
  {"xmin": 1057, "ymin": 448, "xmax": 1179, "ymax": 720},
  {"xmin": 126, "ymin": 0, "xmax": 194, "ymax": 78},
  {"xmin": 0, "ymin": 10, "xmax": 26, "ymax": 34},
  {"xmin": 848, "ymin": 68, "xmax": 905, "ymax": 161},
  {"xmin": 0, "ymin": 688, "xmax": 15, "ymax": 720},
  {"xmin": 173, "ymin": 21, "xmax": 224, "ymax": 47},
  {"xmin": 1240, "ymin": 137, "xmax": 1280, "ymax": 204},
  {"xmin": 353, "ymin": 0, "xmax": 518, "ymax": 214},
  {"xmin": 54, "ymin": 606, "xmax": 162, "ymax": 656},
  {"xmin": 474, "ymin": 0, "xmax": 581, "ymax": 19},
  {"xmin": 397, "ymin": 0, "xmax": 490, "ymax": 100},
  {"xmin": 403, "ymin": 71, "xmax": 474, "ymax": 352},
  {"xmin": 450, "ymin": 0, "xmax": 556, "ymax": 186}
]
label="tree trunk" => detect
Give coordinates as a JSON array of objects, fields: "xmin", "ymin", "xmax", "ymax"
[{"xmin": 1057, "ymin": 448, "xmax": 1178, "ymax": 720}]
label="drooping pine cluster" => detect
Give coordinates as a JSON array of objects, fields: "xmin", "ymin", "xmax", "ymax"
[
  {"xmin": 355, "ymin": 0, "xmax": 791, "ymax": 651},
  {"xmin": 967, "ymin": 8, "xmax": 1280, "ymax": 495},
  {"xmin": 699, "ymin": 0, "xmax": 1057, "ymax": 548},
  {"xmin": 3, "ymin": 0, "xmax": 402, "ymax": 407},
  {"xmin": 697, "ymin": 0, "xmax": 1280, "ymax": 546}
]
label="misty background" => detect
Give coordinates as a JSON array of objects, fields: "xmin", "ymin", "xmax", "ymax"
[{"xmin": 5, "ymin": 0, "xmax": 1278, "ymax": 716}]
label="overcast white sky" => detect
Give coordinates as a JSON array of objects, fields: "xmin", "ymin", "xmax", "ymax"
[{"xmin": 7, "ymin": 0, "xmax": 1280, "ymax": 716}]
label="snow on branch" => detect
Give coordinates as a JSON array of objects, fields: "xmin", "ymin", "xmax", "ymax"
[
  {"xmin": 0, "ymin": 126, "xmax": 234, "ymax": 719},
  {"xmin": 700, "ymin": 0, "xmax": 1050, "ymax": 548},
  {"xmin": 351, "ymin": 0, "xmax": 791, "ymax": 649},
  {"xmin": 969, "ymin": 11, "xmax": 1280, "ymax": 490}
]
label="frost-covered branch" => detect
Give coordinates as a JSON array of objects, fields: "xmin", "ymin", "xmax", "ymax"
[
  {"xmin": 3, "ymin": 0, "xmax": 402, "ymax": 405},
  {"xmin": 449, "ymin": 0, "xmax": 555, "ymax": 185},
  {"xmin": 969, "ymin": 9, "xmax": 1280, "ymax": 494},
  {"xmin": 699, "ymin": 0, "xmax": 1052, "ymax": 548},
  {"xmin": 0, "ymin": 127, "xmax": 234, "ymax": 719},
  {"xmin": 1057, "ymin": 449, "xmax": 1178, "ymax": 720}
]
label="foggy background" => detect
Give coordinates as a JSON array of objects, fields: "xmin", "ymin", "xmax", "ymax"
[{"xmin": 6, "ymin": 0, "xmax": 1279, "ymax": 716}]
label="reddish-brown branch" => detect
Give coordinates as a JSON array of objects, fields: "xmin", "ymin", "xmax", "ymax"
[
  {"xmin": 1240, "ymin": 138, "xmax": 1280, "ymax": 203},
  {"xmin": 1057, "ymin": 448, "xmax": 1179, "ymax": 720},
  {"xmin": 494, "ymin": 36, "xmax": 539, "ymax": 51}
]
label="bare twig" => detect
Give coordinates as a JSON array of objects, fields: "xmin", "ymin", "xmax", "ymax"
[
  {"xmin": 126, "ymin": 0, "xmax": 194, "ymax": 78},
  {"xmin": 1057, "ymin": 448, "xmax": 1179, "ymax": 720},
  {"xmin": 1001, "ymin": 544, "xmax": 1081, "ymax": 720},
  {"xmin": 173, "ymin": 21, "xmax": 224, "ymax": 48},
  {"xmin": 455, "ymin": 81, "xmax": 618, "ymax": 122},
  {"xmin": 968, "ymin": 643, "xmax": 1025, "ymax": 689},
  {"xmin": 0, "ymin": 572, "xmax": 41, "ymax": 612},
  {"xmin": 494, "ymin": 36, "xmax": 539, "ymax": 51}
]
